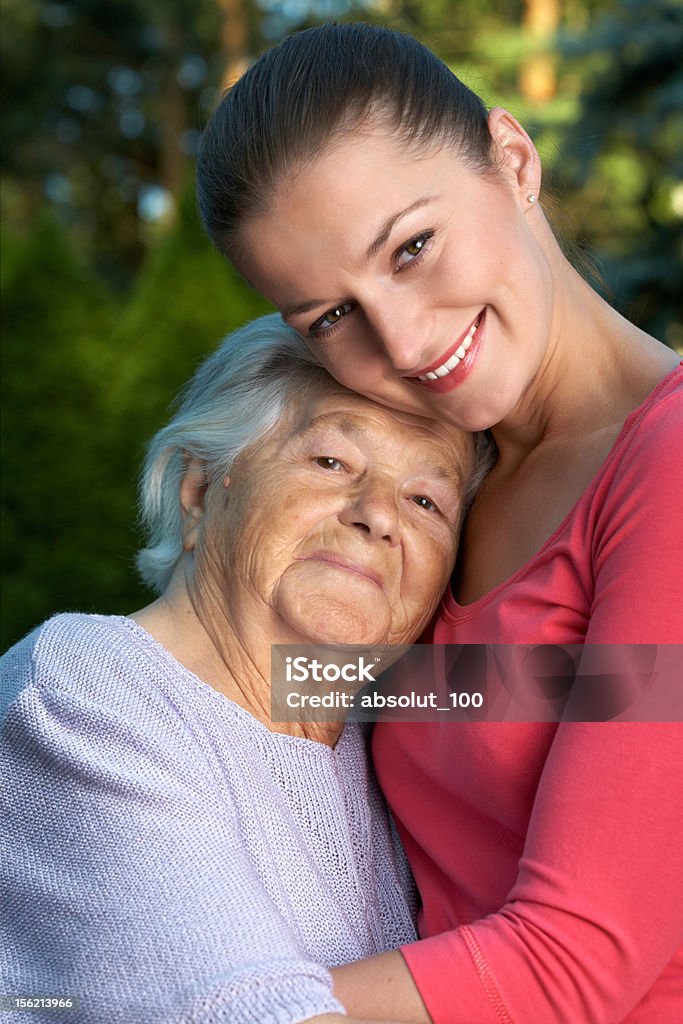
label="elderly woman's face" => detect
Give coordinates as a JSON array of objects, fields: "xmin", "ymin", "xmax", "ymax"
[{"xmin": 192, "ymin": 389, "xmax": 471, "ymax": 647}]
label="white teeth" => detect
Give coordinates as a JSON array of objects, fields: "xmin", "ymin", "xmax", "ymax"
[{"xmin": 417, "ymin": 317, "xmax": 480, "ymax": 382}]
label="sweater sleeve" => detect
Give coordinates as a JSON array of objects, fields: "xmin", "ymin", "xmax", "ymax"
[
  {"xmin": 0, "ymin": 628, "xmax": 344, "ymax": 1024},
  {"xmin": 401, "ymin": 387, "xmax": 683, "ymax": 1022}
]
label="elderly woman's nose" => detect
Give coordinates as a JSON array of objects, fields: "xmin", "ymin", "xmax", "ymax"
[{"xmin": 339, "ymin": 475, "xmax": 401, "ymax": 544}]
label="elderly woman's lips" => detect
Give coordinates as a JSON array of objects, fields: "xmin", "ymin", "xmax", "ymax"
[{"xmin": 298, "ymin": 553, "xmax": 383, "ymax": 587}]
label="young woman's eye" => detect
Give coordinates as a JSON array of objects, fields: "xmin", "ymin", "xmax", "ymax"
[
  {"xmin": 308, "ymin": 302, "xmax": 355, "ymax": 337},
  {"xmin": 395, "ymin": 231, "xmax": 434, "ymax": 270},
  {"xmin": 314, "ymin": 456, "xmax": 345, "ymax": 471},
  {"xmin": 412, "ymin": 494, "xmax": 438, "ymax": 513}
]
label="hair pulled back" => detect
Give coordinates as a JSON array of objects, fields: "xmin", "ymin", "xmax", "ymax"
[{"xmin": 196, "ymin": 22, "xmax": 494, "ymax": 255}]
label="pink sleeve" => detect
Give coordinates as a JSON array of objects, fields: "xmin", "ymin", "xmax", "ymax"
[
  {"xmin": 404, "ymin": 722, "xmax": 683, "ymax": 1023},
  {"xmin": 586, "ymin": 381, "xmax": 683, "ymax": 643},
  {"xmin": 402, "ymin": 389, "xmax": 683, "ymax": 1023}
]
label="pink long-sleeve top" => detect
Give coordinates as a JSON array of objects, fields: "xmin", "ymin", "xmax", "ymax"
[{"xmin": 373, "ymin": 364, "xmax": 683, "ymax": 1023}]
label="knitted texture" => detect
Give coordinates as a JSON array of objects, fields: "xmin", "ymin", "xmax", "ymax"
[{"xmin": 1, "ymin": 614, "xmax": 417, "ymax": 1023}]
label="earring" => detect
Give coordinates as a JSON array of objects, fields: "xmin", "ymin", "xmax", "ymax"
[{"xmin": 527, "ymin": 193, "xmax": 537, "ymax": 204}]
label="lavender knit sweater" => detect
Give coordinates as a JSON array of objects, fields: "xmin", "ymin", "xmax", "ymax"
[{"xmin": 0, "ymin": 614, "xmax": 417, "ymax": 1023}]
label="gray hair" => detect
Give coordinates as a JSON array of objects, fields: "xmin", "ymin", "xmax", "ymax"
[
  {"xmin": 136, "ymin": 312, "xmax": 494, "ymax": 594},
  {"xmin": 136, "ymin": 313, "xmax": 334, "ymax": 593}
]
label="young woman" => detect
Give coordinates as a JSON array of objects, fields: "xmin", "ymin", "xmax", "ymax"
[{"xmin": 195, "ymin": 23, "xmax": 683, "ymax": 1024}]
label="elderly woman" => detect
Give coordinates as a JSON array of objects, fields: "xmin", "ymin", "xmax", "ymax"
[{"xmin": 1, "ymin": 314, "xmax": 475, "ymax": 1024}]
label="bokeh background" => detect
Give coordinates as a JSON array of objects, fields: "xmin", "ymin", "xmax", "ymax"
[{"xmin": 2, "ymin": 0, "xmax": 682, "ymax": 652}]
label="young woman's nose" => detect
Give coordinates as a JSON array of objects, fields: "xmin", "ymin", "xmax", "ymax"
[
  {"xmin": 339, "ymin": 475, "xmax": 401, "ymax": 545},
  {"xmin": 363, "ymin": 295, "xmax": 428, "ymax": 373}
]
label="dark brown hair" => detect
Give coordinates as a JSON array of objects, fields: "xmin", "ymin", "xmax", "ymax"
[{"xmin": 196, "ymin": 22, "xmax": 495, "ymax": 255}]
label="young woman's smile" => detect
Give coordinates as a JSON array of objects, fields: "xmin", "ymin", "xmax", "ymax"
[
  {"xmin": 411, "ymin": 309, "xmax": 485, "ymax": 391},
  {"xmin": 237, "ymin": 118, "xmax": 555, "ymax": 433}
]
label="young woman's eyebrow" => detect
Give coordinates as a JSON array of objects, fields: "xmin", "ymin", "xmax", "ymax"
[
  {"xmin": 281, "ymin": 195, "xmax": 437, "ymax": 319},
  {"xmin": 364, "ymin": 195, "xmax": 435, "ymax": 261}
]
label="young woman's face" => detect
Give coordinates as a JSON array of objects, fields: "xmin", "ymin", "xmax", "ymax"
[{"xmin": 237, "ymin": 119, "xmax": 554, "ymax": 433}]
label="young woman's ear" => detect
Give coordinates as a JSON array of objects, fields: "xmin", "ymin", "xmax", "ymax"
[
  {"xmin": 180, "ymin": 456, "xmax": 209, "ymax": 552},
  {"xmin": 488, "ymin": 107, "xmax": 542, "ymax": 205}
]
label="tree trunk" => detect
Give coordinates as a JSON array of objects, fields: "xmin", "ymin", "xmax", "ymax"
[
  {"xmin": 217, "ymin": 0, "xmax": 249, "ymax": 92},
  {"xmin": 519, "ymin": 0, "xmax": 561, "ymax": 103}
]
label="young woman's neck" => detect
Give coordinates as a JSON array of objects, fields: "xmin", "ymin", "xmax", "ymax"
[{"xmin": 491, "ymin": 255, "xmax": 678, "ymax": 468}]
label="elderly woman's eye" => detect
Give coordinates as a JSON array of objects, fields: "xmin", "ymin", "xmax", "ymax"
[
  {"xmin": 412, "ymin": 494, "xmax": 437, "ymax": 512},
  {"xmin": 315, "ymin": 456, "xmax": 345, "ymax": 471}
]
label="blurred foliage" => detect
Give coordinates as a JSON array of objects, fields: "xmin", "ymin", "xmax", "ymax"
[
  {"xmin": 1, "ymin": 214, "xmax": 119, "ymax": 639},
  {"xmin": 1, "ymin": 0, "xmax": 682, "ymax": 650},
  {"xmin": 1, "ymin": 0, "xmax": 260, "ymax": 284},
  {"xmin": 1, "ymin": 194, "xmax": 271, "ymax": 650},
  {"xmin": 557, "ymin": 0, "xmax": 683, "ymax": 348}
]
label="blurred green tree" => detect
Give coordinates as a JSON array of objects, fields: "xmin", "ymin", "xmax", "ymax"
[
  {"xmin": 558, "ymin": 0, "xmax": 683, "ymax": 349},
  {"xmin": 0, "ymin": 194, "xmax": 271, "ymax": 650},
  {"xmin": 1, "ymin": 213, "xmax": 122, "ymax": 646}
]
